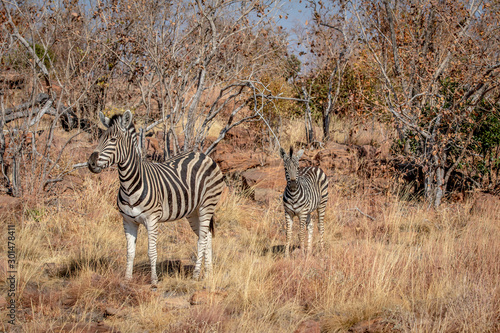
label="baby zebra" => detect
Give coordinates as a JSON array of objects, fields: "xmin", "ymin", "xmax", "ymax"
[
  {"xmin": 280, "ymin": 147, "xmax": 328, "ymax": 256},
  {"xmin": 88, "ymin": 111, "xmax": 224, "ymax": 284}
]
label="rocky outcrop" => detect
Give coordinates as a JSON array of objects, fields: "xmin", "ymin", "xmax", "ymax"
[
  {"xmin": 212, "ymin": 140, "xmax": 395, "ymax": 202},
  {"xmin": 212, "ymin": 143, "xmax": 268, "ymax": 173},
  {"xmin": 241, "ymin": 166, "xmax": 285, "ymax": 203}
]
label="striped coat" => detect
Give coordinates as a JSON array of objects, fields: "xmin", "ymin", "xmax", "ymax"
[
  {"xmin": 88, "ymin": 111, "xmax": 224, "ymax": 283},
  {"xmin": 280, "ymin": 147, "xmax": 328, "ymax": 256}
]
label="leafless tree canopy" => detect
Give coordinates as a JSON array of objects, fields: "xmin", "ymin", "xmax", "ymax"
[
  {"xmin": 2, "ymin": 0, "xmax": 500, "ymax": 207},
  {"xmin": 300, "ymin": 0, "xmax": 500, "ymax": 207},
  {"xmin": 1, "ymin": 0, "xmax": 293, "ymax": 196}
]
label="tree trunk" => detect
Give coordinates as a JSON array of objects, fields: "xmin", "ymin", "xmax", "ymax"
[
  {"xmin": 434, "ymin": 166, "xmax": 445, "ymax": 208},
  {"xmin": 302, "ymin": 86, "xmax": 315, "ymax": 145},
  {"xmin": 12, "ymin": 154, "xmax": 21, "ymax": 197},
  {"xmin": 0, "ymin": 121, "xmax": 9, "ymax": 188},
  {"xmin": 323, "ymin": 109, "xmax": 331, "ymax": 141},
  {"xmin": 424, "ymin": 150, "xmax": 447, "ymax": 208},
  {"xmin": 184, "ymin": 68, "xmax": 206, "ymax": 152}
]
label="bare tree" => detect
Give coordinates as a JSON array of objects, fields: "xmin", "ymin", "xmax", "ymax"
[
  {"xmin": 308, "ymin": 0, "xmax": 356, "ymax": 141},
  {"xmin": 0, "ymin": 0, "xmax": 292, "ymax": 196},
  {"xmin": 0, "ymin": 0, "xmax": 124, "ymax": 195},
  {"xmin": 349, "ymin": 0, "xmax": 500, "ymax": 207},
  {"xmin": 105, "ymin": 0, "xmax": 287, "ymax": 158}
]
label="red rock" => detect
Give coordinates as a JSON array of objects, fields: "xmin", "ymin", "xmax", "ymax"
[
  {"xmin": 241, "ymin": 167, "xmax": 285, "ymax": 189},
  {"xmin": 213, "ymin": 151, "xmax": 266, "ymax": 173},
  {"xmin": 190, "ymin": 290, "xmax": 228, "ymax": 305}
]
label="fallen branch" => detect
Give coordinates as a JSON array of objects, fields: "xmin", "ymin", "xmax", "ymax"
[
  {"xmin": 2, "ymin": 93, "xmax": 50, "ymax": 116},
  {"xmin": 44, "ymin": 162, "xmax": 89, "ymax": 191},
  {"xmin": 349, "ymin": 207, "xmax": 376, "ymax": 221},
  {"xmin": 28, "ymin": 99, "xmax": 54, "ymax": 127}
]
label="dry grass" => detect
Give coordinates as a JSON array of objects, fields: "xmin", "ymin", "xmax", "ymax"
[
  {"xmin": 279, "ymin": 116, "xmax": 392, "ymax": 154},
  {"xmin": 328, "ymin": 115, "xmax": 391, "ymax": 147},
  {"xmin": 1, "ymin": 131, "xmax": 499, "ymax": 333}
]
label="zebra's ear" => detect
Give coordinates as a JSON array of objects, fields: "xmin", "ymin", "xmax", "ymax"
[
  {"xmin": 99, "ymin": 111, "xmax": 110, "ymax": 128},
  {"xmin": 296, "ymin": 149, "xmax": 304, "ymax": 159},
  {"xmin": 121, "ymin": 110, "xmax": 133, "ymax": 130},
  {"xmin": 279, "ymin": 147, "xmax": 286, "ymax": 159}
]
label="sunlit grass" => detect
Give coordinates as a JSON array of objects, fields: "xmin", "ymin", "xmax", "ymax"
[{"xmin": 1, "ymin": 126, "xmax": 498, "ymax": 333}]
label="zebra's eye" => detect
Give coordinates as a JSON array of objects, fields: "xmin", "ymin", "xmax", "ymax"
[{"xmin": 109, "ymin": 137, "xmax": 117, "ymax": 143}]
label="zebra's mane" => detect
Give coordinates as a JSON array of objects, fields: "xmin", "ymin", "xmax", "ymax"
[
  {"xmin": 107, "ymin": 113, "xmax": 141, "ymax": 155},
  {"xmin": 108, "ymin": 114, "xmax": 136, "ymax": 131}
]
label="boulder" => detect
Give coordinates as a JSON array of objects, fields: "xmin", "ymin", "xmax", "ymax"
[
  {"xmin": 313, "ymin": 143, "xmax": 355, "ymax": 174},
  {"xmin": 213, "ymin": 150, "xmax": 267, "ymax": 174},
  {"xmin": 241, "ymin": 166, "xmax": 285, "ymax": 189}
]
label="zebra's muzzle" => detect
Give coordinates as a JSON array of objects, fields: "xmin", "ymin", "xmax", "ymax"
[
  {"xmin": 289, "ymin": 180, "xmax": 298, "ymax": 192},
  {"xmin": 88, "ymin": 152, "xmax": 102, "ymax": 174}
]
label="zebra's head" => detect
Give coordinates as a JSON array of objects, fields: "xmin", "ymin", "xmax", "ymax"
[
  {"xmin": 88, "ymin": 110, "xmax": 136, "ymax": 174},
  {"xmin": 280, "ymin": 146, "xmax": 304, "ymax": 191}
]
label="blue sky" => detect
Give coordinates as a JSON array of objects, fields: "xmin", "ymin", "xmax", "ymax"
[
  {"xmin": 277, "ymin": 0, "xmax": 311, "ymax": 27},
  {"xmin": 276, "ymin": 0, "xmax": 311, "ymax": 44},
  {"xmin": 275, "ymin": 1, "xmax": 315, "ymax": 70}
]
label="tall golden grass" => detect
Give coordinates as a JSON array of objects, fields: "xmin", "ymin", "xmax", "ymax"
[
  {"xmin": 0, "ymin": 120, "xmax": 498, "ymax": 333},
  {"xmin": 1, "ymin": 171, "xmax": 499, "ymax": 332}
]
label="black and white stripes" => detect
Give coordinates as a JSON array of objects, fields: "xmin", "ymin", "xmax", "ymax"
[
  {"xmin": 280, "ymin": 147, "xmax": 328, "ymax": 256},
  {"xmin": 88, "ymin": 111, "xmax": 224, "ymax": 283}
]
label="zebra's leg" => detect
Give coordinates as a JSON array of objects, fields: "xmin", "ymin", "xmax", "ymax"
[
  {"xmin": 187, "ymin": 212, "xmax": 211, "ymax": 279},
  {"xmin": 306, "ymin": 213, "xmax": 313, "ymax": 254},
  {"xmin": 145, "ymin": 220, "xmax": 159, "ymax": 285},
  {"xmin": 298, "ymin": 212, "xmax": 309, "ymax": 253},
  {"xmin": 123, "ymin": 217, "xmax": 139, "ymax": 281},
  {"xmin": 317, "ymin": 204, "xmax": 326, "ymax": 251},
  {"xmin": 284, "ymin": 211, "xmax": 294, "ymax": 257},
  {"xmin": 204, "ymin": 228, "xmax": 213, "ymax": 275}
]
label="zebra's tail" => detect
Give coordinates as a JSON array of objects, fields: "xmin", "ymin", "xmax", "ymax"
[{"xmin": 209, "ymin": 216, "xmax": 215, "ymax": 237}]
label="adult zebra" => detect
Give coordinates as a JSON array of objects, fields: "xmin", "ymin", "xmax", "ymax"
[
  {"xmin": 280, "ymin": 147, "xmax": 328, "ymax": 257},
  {"xmin": 88, "ymin": 111, "xmax": 224, "ymax": 284}
]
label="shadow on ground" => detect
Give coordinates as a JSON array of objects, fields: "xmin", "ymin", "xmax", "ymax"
[
  {"xmin": 262, "ymin": 244, "xmax": 300, "ymax": 256},
  {"xmin": 134, "ymin": 259, "xmax": 195, "ymax": 280}
]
